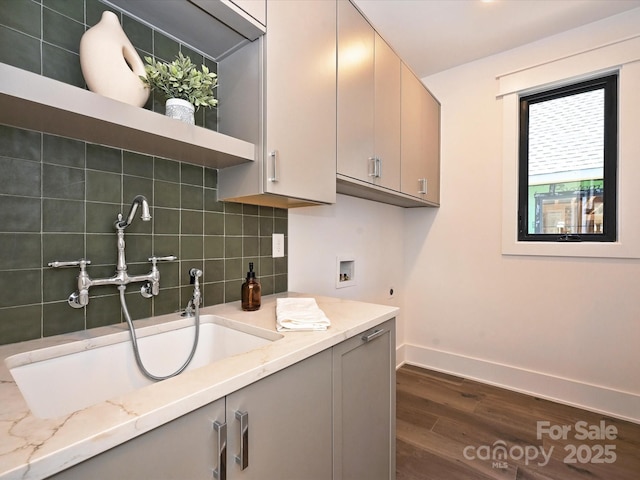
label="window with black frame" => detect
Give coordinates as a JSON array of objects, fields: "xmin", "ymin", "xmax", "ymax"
[{"xmin": 518, "ymin": 74, "xmax": 618, "ymax": 242}]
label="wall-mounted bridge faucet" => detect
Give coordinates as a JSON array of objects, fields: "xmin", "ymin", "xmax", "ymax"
[{"xmin": 48, "ymin": 195, "xmax": 177, "ymax": 308}]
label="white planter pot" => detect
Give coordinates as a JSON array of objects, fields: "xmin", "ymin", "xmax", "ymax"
[{"xmin": 165, "ymin": 98, "xmax": 195, "ymax": 124}]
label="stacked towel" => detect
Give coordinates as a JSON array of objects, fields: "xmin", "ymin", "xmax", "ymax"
[{"xmin": 276, "ymin": 298, "xmax": 331, "ymax": 332}]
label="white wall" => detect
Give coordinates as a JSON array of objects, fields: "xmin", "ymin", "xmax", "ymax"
[
  {"xmin": 288, "ymin": 194, "xmax": 405, "ymax": 346},
  {"xmin": 405, "ymin": 8, "xmax": 640, "ymax": 421}
]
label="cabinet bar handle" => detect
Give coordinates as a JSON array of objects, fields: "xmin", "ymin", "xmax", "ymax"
[
  {"xmin": 368, "ymin": 157, "xmax": 382, "ymax": 178},
  {"xmin": 418, "ymin": 178, "xmax": 427, "ymax": 195},
  {"xmin": 268, "ymin": 150, "xmax": 279, "ymax": 182},
  {"xmin": 213, "ymin": 421, "xmax": 227, "ymax": 480},
  {"xmin": 362, "ymin": 328, "xmax": 385, "ymax": 342},
  {"xmin": 235, "ymin": 411, "xmax": 249, "ymax": 470}
]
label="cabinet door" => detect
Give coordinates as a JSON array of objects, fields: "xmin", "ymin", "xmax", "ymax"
[
  {"xmin": 333, "ymin": 319, "xmax": 396, "ymax": 480},
  {"xmin": 50, "ymin": 398, "xmax": 226, "ymax": 480},
  {"xmin": 227, "ymin": 349, "xmax": 333, "ymax": 479},
  {"xmin": 264, "ymin": 0, "xmax": 336, "ymax": 204},
  {"xmin": 400, "ymin": 63, "xmax": 440, "ymax": 204},
  {"xmin": 374, "ymin": 33, "xmax": 401, "ymax": 191},
  {"xmin": 337, "ymin": 0, "xmax": 375, "ymax": 183}
]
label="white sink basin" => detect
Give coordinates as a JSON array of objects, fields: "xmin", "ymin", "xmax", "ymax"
[{"xmin": 6, "ymin": 315, "xmax": 281, "ymax": 419}]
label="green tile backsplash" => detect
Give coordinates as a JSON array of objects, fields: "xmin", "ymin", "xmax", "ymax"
[{"xmin": 0, "ymin": 1, "xmax": 287, "ymax": 345}]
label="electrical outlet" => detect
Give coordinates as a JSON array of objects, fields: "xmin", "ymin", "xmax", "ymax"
[{"xmin": 272, "ymin": 233, "xmax": 285, "ymax": 258}]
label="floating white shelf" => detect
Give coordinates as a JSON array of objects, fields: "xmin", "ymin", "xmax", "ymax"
[{"xmin": 0, "ymin": 63, "xmax": 256, "ymax": 168}]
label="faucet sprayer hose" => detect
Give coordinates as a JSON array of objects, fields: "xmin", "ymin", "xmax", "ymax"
[{"xmin": 118, "ymin": 285, "xmax": 200, "ymax": 382}]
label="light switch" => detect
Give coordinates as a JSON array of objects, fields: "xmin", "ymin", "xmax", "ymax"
[{"xmin": 272, "ymin": 233, "xmax": 285, "ymax": 258}]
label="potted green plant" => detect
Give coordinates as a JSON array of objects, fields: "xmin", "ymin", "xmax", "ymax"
[{"xmin": 140, "ymin": 52, "xmax": 218, "ymax": 124}]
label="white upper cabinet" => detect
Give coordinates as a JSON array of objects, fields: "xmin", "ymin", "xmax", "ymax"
[
  {"xmin": 219, "ymin": 0, "xmax": 337, "ymax": 207},
  {"xmin": 400, "ymin": 62, "xmax": 441, "ymax": 205},
  {"xmin": 337, "ymin": 0, "xmax": 401, "ymax": 191}
]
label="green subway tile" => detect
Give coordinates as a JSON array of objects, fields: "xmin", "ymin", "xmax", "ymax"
[
  {"xmin": 43, "ymin": 4, "xmax": 84, "ymax": 53},
  {"xmin": 0, "ymin": 25, "xmax": 41, "ymax": 74},
  {"xmin": 180, "ymin": 235, "xmax": 203, "ymax": 260},
  {"xmin": 86, "ymin": 170, "xmax": 121, "ymax": 203},
  {"xmin": 153, "ymin": 31, "xmax": 179, "ymax": 62},
  {"xmin": 259, "ymin": 205, "xmax": 274, "ymax": 217},
  {"xmin": 225, "ymin": 214, "xmax": 242, "ymax": 235},
  {"xmin": 275, "ymin": 274, "xmax": 288, "ymax": 294},
  {"xmin": 181, "ymin": 163, "xmax": 203, "ymax": 186},
  {"xmin": 86, "ymin": 294, "xmax": 121, "ymax": 329},
  {"xmin": 154, "ymin": 157, "xmax": 180, "ymax": 182},
  {"xmin": 224, "ymin": 279, "xmax": 242, "ymax": 303},
  {"xmin": 154, "ymin": 180, "xmax": 180, "ymax": 208},
  {"xmin": 123, "ymin": 151, "xmax": 154, "ymax": 178},
  {"xmin": 86, "ymin": 0, "xmax": 119, "ymax": 27},
  {"xmin": 203, "ymin": 282, "xmax": 223, "ymax": 307},
  {"xmin": 243, "ymin": 204, "xmax": 259, "ymax": 216},
  {"xmin": 181, "ymin": 209, "xmax": 203, "ymax": 235},
  {"xmin": 43, "ymin": 134, "xmax": 85, "ymax": 168},
  {"xmin": 43, "ymin": 0, "xmax": 85, "ymax": 23},
  {"xmin": 0, "ymin": 305, "xmax": 42, "ymax": 344},
  {"xmin": 224, "ymin": 236, "xmax": 242, "ymax": 258},
  {"xmin": 123, "ymin": 234, "xmax": 153, "ymax": 264},
  {"xmin": 0, "ymin": 269, "xmax": 41, "ymax": 308},
  {"xmin": 275, "ymin": 256, "xmax": 287, "ymax": 275},
  {"xmin": 179, "ymin": 45, "xmax": 203, "ymax": 66},
  {"xmin": 154, "ymin": 287, "xmax": 179, "ymax": 316},
  {"xmin": 0, "ymin": 0, "xmax": 42, "ymax": 38},
  {"xmin": 153, "ymin": 235, "xmax": 179, "ymax": 259},
  {"xmin": 43, "ymin": 163, "xmax": 85, "ymax": 200},
  {"xmin": 0, "ymin": 233, "xmax": 41, "ymax": 269},
  {"xmin": 204, "ymin": 235, "xmax": 224, "ymax": 259},
  {"xmin": 0, "ymin": 196, "xmax": 41, "ymax": 233},
  {"xmin": 86, "ymin": 144, "xmax": 122, "ymax": 173},
  {"xmin": 204, "ymin": 57, "xmax": 217, "ymax": 75},
  {"xmin": 259, "ymin": 216, "xmax": 273, "ymax": 236},
  {"xmin": 122, "ymin": 15, "xmax": 152, "ymax": 54},
  {"xmin": 153, "ymin": 208, "xmax": 179, "ymax": 234},
  {"xmin": 86, "ymin": 233, "xmax": 116, "ymax": 265},
  {"xmin": 274, "ymin": 208, "xmax": 287, "ymax": 218},
  {"xmin": 43, "ymin": 301, "xmax": 85, "ymax": 337},
  {"xmin": 181, "ymin": 184, "xmax": 203, "ymax": 210},
  {"xmin": 86, "ymin": 201, "xmax": 120, "ymax": 233},
  {"xmin": 259, "ymin": 257, "xmax": 274, "ymax": 276},
  {"xmin": 204, "ymin": 168, "xmax": 217, "ymax": 188},
  {"xmin": 0, "ymin": 124, "xmax": 41, "ymax": 161},
  {"xmin": 242, "ymin": 215, "xmax": 259, "ymax": 236},
  {"xmin": 204, "ymin": 259, "xmax": 224, "ymax": 282},
  {"xmin": 224, "ymin": 257, "xmax": 242, "ymax": 281},
  {"xmin": 43, "ymin": 260, "xmax": 81, "ymax": 302},
  {"xmin": 42, "ymin": 233, "xmax": 84, "ymax": 267},
  {"xmin": 259, "ymin": 235, "xmax": 272, "ymax": 257},
  {"xmin": 274, "ymin": 217, "xmax": 288, "ymax": 236},
  {"xmin": 42, "ymin": 43, "xmax": 84, "ymax": 87},
  {"xmin": 123, "ymin": 289, "xmax": 152, "ymax": 321},
  {"xmin": 156, "ymin": 259, "xmax": 179, "ymax": 288},
  {"xmin": 224, "ymin": 202, "xmax": 243, "ymax": 215},
  {"xmin": 204, "ymin": 106, "xmax": 218, "ymax": 131},
  {"xmin": 205, "ymin": 212, "xmax": 224, "ymax": 236},
  {"xmin": 0, "ymin": 157, "xmax": 41, "ymax": 197},
  {"xmin": 204, "ymin": 188, "xmax": 223, "ymax": 212},
  {"xmin": 243, "ymin": 236, "xmax": 259, "ymax": 257}
]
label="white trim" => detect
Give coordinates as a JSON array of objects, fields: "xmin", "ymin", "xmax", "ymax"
[
  {"xmin": 403, "ymin": 343, "xmax": 640, "ymax": 424},
  {"xmin": 501, "ymin": 48, "xmax": 640, "ymax": 258},
  {"xmin": 496, "ymin": 34, "xmax": 640, "ymax": 97}
]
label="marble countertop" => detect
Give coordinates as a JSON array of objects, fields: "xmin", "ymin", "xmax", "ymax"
[{"xmin": 0, "ymin": 293, "xmax": 398, "ymax": 479}]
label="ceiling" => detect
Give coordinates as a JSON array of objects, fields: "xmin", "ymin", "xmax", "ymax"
[{"xmin": 352, "ymin": 0, "xmax": 640, "ymax": 78}]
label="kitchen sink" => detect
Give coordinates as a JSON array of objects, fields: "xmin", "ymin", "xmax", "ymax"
[{"xmin": 6, "ymin": 315, "xmax": 281, "ymax": 419}]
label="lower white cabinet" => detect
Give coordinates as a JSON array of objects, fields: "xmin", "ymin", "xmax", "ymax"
[{"xmin": 50, "ymin": 319, "xmax": 395, "ymax": 480}]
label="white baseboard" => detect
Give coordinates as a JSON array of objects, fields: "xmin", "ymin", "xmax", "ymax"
[{"xmin": 400, "ymin": 343, "xmax": 640, "ymax": 425}]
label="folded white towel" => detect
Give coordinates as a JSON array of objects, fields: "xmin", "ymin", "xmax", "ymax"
[{"xmin": 276, "ymin": 298, "xmax": 331, "ymax": 332}]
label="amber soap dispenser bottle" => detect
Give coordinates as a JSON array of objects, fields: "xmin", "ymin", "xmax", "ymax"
[{"xmin": 241, "ymin": 262, "xmax": 261, "ymax": 311}]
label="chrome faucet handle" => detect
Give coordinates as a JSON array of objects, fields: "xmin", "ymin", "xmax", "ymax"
[
  {"xmin": 48, "ymin": 259, "xmax": 92, "ymax": 268},
  {"xmin": 148, "ymin": 255, "xmax": 178, "ymax": 266}
]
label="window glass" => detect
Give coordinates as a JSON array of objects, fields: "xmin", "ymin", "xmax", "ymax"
[{"xmin": 518, "ymin": 75, "xmax": 617, "ymax": 242}]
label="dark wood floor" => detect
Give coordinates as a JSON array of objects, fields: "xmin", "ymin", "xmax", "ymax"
[{"xmin": 396, "ymin": 365, "xmax": 640, "ymax": 480}]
